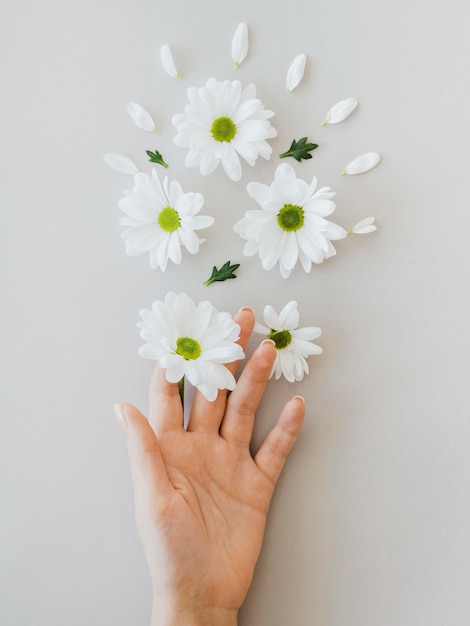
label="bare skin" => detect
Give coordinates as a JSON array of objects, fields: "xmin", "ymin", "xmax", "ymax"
[{"xmin": 115, "ymin": 308, "xmax": 305, "ymax": 626}]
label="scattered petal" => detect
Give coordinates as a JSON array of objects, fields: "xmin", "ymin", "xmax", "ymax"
[
  {"xmin": 104, "ymin": 153, "xmax": 138, "ymax": 175},
  {"xmin": 349, "ymin": 217, "xmax": 377, "ymax": 234},
  {"xmin": 286, "ymin": 53, "xmax": 307, "ymax": 92},
  {"xmin": 231, "ymin": 22, "xmax": 249, "ymax": 69},
  {"xmin": 161, "ymin": 44, "xmax": 181, "ymax": 79},
  {"xmin": 342, "ymin": 152, "xmax": 381, "ymax": 175},
  {"xmin": 321, "ymin": 97, "xmax": 358, "ymax": 126},
  {"xmin": 127, "ymin": 102, "xmax": 158, "ymax": 132}
]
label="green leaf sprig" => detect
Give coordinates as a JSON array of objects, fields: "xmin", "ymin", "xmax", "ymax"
[
  {"xmin": 146, "ymin": 149, "xmax": 169, "ymax": 168},
  {"xmin": 279, "ymin": 137, "xmax": 318, "ymax": 162},
  {"xmin": 204, "ymin": 261, "xmax": 240, "ymax": 286}
]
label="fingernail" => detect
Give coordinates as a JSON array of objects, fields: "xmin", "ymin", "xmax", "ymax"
[
  {"xmin": 238, "ymin": 306, "xmax": 254, "ymax": 314},
  {"xmin": 113, "ymin": 403, "xmax": 128, "ymax": 430},
  {"xmin": 261, "ymin": 338, "xmax": 276, "ymax": 347},
  {"xmin": 293, "ymin": 395, "xmax": 305, "ymax": 403}
]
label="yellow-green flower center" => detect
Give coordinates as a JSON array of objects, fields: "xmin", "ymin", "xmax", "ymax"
[
  {"xmin": 158, "ymin": 207, "xmax": 180, "ymax": 233},
  {"xmin": 175, "ymin": 337, "xmax": 202, "ymax": 360},
  {"xmin": 268, "ymin": 329, "xmax": 292, "ymax": 350},
  {"xmin": 211, "ymin": 116, "xmax": 237, "ymax": 142},
  {"xmin": 277, "ymin": 204, "xmax": 305, "ymax": 232}
]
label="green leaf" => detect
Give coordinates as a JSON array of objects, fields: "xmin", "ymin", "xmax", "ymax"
[
  {"xmin": 204, "ymin": 261, "xmax": 240, "ymax": 286},
  {"xmin": 279, "ymin": 137, "xmax": 318, "ymax": 162},
  {"xmin": 146, "ymin": 149, "xmax": 169, "ymax": 168}
]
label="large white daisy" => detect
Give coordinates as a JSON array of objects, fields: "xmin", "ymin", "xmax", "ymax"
[
  {"xmin": 138, "ymin": 292, "xmax": 244, "ymax": 402},
  {"xmin": 234, "ymin": 163, "xmax": 347, "ymax": 279},
  {"xmin": 172, "ymin": 77, "xmax": 277, "ymax": 182},
  {"xmin": 119, "ymin": 169, "xmax": 214, "ymax": 271},
  {"xmin": 255, "ymin": 301, "xmax": 322, "ymax": 382}
]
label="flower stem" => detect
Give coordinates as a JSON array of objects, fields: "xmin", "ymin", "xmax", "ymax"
[{"xmin": 179, "ymin": 377, "xmax": 185, "ymax": 408}]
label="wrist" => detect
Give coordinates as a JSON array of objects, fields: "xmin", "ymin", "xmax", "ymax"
[{"xmin": 151, "ymin": 597, "xmax": 238, "ymax": 626}]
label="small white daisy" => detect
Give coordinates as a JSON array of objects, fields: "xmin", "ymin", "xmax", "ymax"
[
  {"xmin": 172, "ymin": 77, "xmax": 277, "ymax": 182},
  {"xmin": 138, "ymin": 292, "xmax": 244, "ymax": 402},
  {"xmin": 119, "ymin": 169, "xmax": 214, "ymax": 271},
  {"xmin": 234, "ymin": 162, "xmax": 347, "ymax": 279},
  {"xmin": 255, "ymin": 301, "xmax": 322, "ymax": 382}
]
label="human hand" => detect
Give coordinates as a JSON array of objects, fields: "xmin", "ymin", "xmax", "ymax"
[{"xmin": 114, "ymin": 307, "xmax": 305, "ymax": 626}]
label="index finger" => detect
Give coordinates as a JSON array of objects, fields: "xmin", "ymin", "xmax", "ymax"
[{"xmin": 148, "ymin": 363, "xmax": 184, "ymax": 435}]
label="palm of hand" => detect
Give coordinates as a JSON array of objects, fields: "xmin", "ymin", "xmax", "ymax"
[{"xmin": 155, "ymin": 430, "xmax": 274, "ymax": 609}]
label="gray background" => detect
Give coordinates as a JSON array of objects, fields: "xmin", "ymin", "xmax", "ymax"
[{"xmin": 2, "ymin": 0, "xmax": 470, "ymax": 624}]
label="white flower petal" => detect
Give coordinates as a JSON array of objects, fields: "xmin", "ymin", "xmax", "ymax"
[
  {"xmin": 231, "ymin": 22, "xmax": 249, "ymax": 69},
  {"xmin": 104, "ymin": 153, "xmax": 138, "ymax": 175},
  {"xmin": 279, "ymin": 300, "xmax": 299, "ymax": 329},
  {"xmin": 350, "ymin": 217, "xmax": 377, "ymax": 234},
  {"xmin": 161, "ymin": 44, "xmax": 181, "ymax": 79},
  {"xmin": 286, "ymin": 53, "xmax": 307, "ymax": 92},
  {"xmin": 342, "ymin": 152, "xmax": 381, "ymax": 176},
  {"xmin": 293, "ymin": 326, "xmax": 322, "ymax": 341},
  {"xmin": 127, "ymin": 102, "xmax": 158, "ymax": 132},
  {"xmin": 254, "ymin": 322, "xmax": 270, "ymax": 335},
  {"xmin": 221, "ymin": 145, "xmax": 242, "ymax": 181},
  {"xmin": 263, "ymin": 305, "xmax": 281, "ymax": 330},
  {"xmin": 321, "ymin": 97, "xmax": 358, "ymax": 126}
]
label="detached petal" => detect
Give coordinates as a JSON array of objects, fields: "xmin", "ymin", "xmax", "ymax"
[
  {"xmin": 232, "ymin": 22, "xmax": 249, "ymax": 69},
  {"xmin": 321, "ymin": 97, "xmax": 358, "ymax": 126},
  {"xmin": 342, "ymin": 152, "xmax": 381, "ymax": 175},
  {"xmin": 349, "ymin": 217, "xmax": 377, "ymax": 234},
  {"xmin": 161, "ymin": 44, "xmax": 181, "ymax": 79},
  {"xmin": 104, "ymin": 153, "xmax": 138, "ymax": 175},
  {"xmin": 286, "ymin": 53, "xmax": 307, "ymax": 91},
  {"xmin": 127, "ymin": 102, "xmax": 158, "ymax": 132}
]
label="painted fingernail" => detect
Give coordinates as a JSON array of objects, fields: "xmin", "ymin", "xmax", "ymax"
[
  {"xmin": 293, "ymin": 395, "xmax": 305, "ymax": 403},
  {"xmin": 113, "ymin": 403, "xmax": 128, "ymax": 430},
  {"xmin": 261, "ymin": 338, "xmax": 276, "ymax": 347},
  {"xmin": 238, "ymin": 306, "xmax": 254, "ymax": 314}
]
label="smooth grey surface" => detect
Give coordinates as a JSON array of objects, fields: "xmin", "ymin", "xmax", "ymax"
[{"xmin": 2, "ymin": 1, "xmax": 470, "ymax": 624}]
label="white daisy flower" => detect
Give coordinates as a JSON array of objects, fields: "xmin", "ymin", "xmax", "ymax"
[
  {"xmin": 119, "ymin": 169, "xmax": 214, "ymax": 271},
  {"xmin": 234, "ymin": 163, "xmax": 347, "ymax": 279},
  {"xmin": 138, "ymin": 292, "xmax": 244, "ymax": 402},
  {"xmin": 172, "ymin": 77, "xmax": 277, "ymax": 182},
  {"xmin": 255, "ymin": 301, "xmax": 322, "ymax": 382}
]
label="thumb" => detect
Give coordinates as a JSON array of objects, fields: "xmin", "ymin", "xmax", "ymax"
[{"xmin": 114, "ymin": 403, "xmax": 173, "ymax": 508}]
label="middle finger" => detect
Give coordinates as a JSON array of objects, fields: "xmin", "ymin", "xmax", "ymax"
[{"xmin": 187, "ymin": 307, "xmax": 255, "ymax": 434}]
